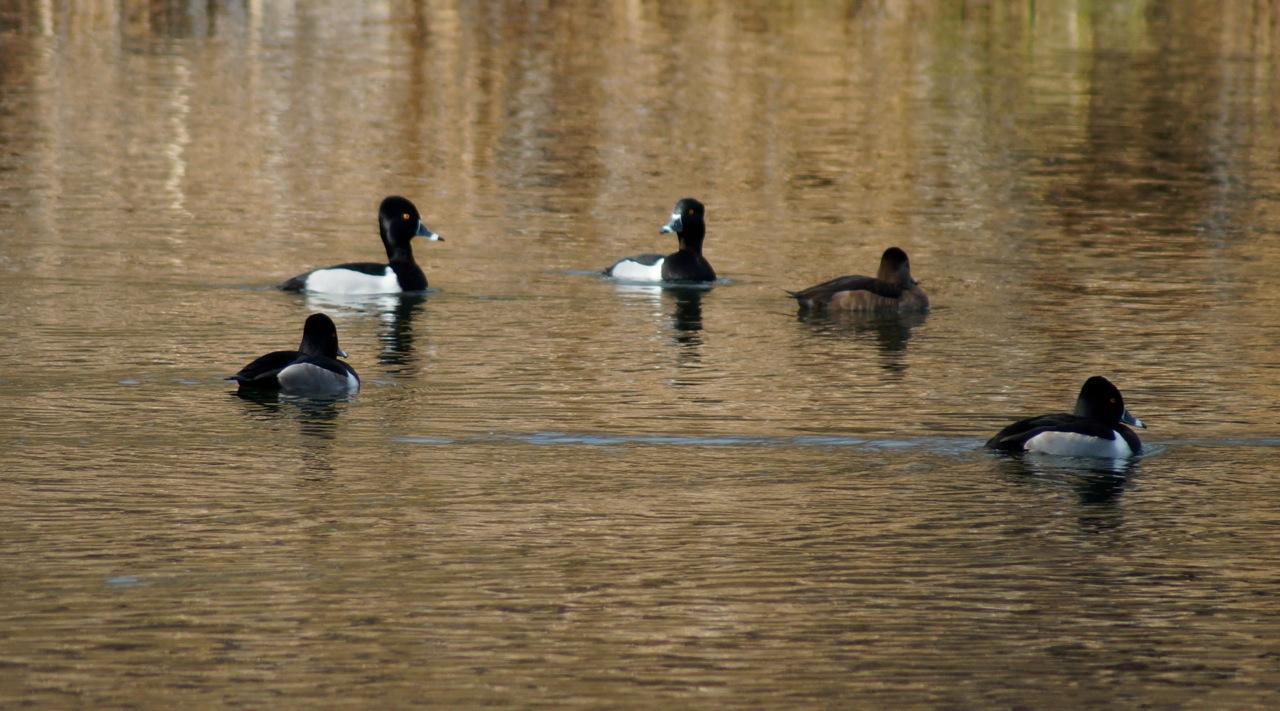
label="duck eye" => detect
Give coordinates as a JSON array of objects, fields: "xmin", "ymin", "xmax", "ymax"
[
  {"xmin": 402, "ymin": 213, "xmax": 412, "ymax": 221},
  {"xmin": 685, "ymin": 208, "xmax": 694, "ymax": 216}
]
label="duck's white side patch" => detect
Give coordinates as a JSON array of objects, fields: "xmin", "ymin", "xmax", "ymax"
[
  {"xmin": 1024, "ymin": 430, "xmax": 1133, "ymax": 458},
  {"xmin": 608, "ymin": 258, "xmax": 664, "ymax": 282},
  {"xmin": 304, "ymin": 267, "xmax": 400, "ymax": 294},
  {"xmin": 278, "ymin": 363, "xmax": 360, "ymax": 396}
]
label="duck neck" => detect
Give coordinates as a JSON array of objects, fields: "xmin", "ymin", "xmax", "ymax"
[
  {"xmin": 878, "ymin": 263, "xmax": 909, "ymax": 286},
  {"xmin": 1073, "ymin": 402, "xmax": 1106, "ymax": 421},
  {"xmin": 299, "ymin": 335, "xmax": 336, "ymax": 359},
  {"xmin": 677, "ymin": 228, "xmax": 705, "ymax": 255},
  {"xmin": 382, "ymin": 225, "xmax": 416, "ymax": 265},
  {"xmin": 388, "ymin": 242, "xmax": 415, "ymax": 264}
]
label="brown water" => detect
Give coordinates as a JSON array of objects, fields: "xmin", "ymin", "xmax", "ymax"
[{"xmin": 2, "ymin": 0, "xmax": 1280, "ymax": 706}]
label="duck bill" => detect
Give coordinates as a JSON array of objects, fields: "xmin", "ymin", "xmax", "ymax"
[
  {"xmin": 1121, "ymin": 410, "xmax": 1146, "ymax": 429},
  {"xmin": 660, "ymin": 212, "xmax": 681, "ymax": 235},
  {"xmin": 337, "ymin": 348, "xmax": 349, "ymax": 359},
  {"xmin": 416, "ymin": 221, "xmax": 443, "ymax": 242}
]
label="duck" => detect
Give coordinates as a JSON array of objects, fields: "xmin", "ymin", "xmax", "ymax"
[
  {"xmin": 986, "ymin": 376, "xmax": 1145, "ymax": 458},
  {"xmin": 228, "ymin": 313, "xmax": 360, "ymax": 396},
  {"xmin": 604, "ymin": 198, "xmax": 716, "ymax": 283},
  {"xmin": 280, "ymin": 195, "xmax": 443, "ymax": 294},
  {"xmin": 788, "ymin": 247, "xmax": 928, "ymax": 312}
]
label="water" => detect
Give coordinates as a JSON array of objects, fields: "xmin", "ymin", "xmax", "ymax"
[{"xmin": 2, "ymin": 0, "xmax": 1279, "ymax": 706}]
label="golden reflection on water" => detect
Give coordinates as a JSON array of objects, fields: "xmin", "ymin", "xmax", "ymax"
[{"xmin": 1, "ymin": 0, "xmax": 1280, "ymax": 707}]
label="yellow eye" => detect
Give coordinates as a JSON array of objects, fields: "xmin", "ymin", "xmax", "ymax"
[
  {"xmin": 402, "ymin": 213, "xmax": 412, "ymax": 221},
  {"xmin": 685, "ymin": 208, "xmax": 694, "ymax": 216}
]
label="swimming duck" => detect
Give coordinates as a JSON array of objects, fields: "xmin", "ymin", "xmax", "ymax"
[
  {"xmin": 986, "ymin": 376, "xmax": 1145, "ymax": 458},
  {"xmin": 228, "ymin": 313, "xmax": 360, "ymax": 396},
  {"xmin": 789, "ymin": 247, "xmax": 927, "ymax": 312},
  {"xmin": 281, "ymin": 195, "xmax": 442, "ymax": 294},
  {"xmin": 605, "ymin": 198, "xmax": 716, "ymax": 283}
]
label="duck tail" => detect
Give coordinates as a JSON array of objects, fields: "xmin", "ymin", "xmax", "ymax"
[{"xmin": 786, "ymin": 290, "xmax": 814, "ymax": 310}]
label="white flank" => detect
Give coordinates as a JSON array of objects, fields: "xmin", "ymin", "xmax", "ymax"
[
  {"xmin": 304, "ymin": 267, "xmax": 401, "ymax": 294},
  {"xmin": 278, "ymin": 363, "xmax": 361, "ymax": 396},
  {"xmin": 1024, "ymin": 430, "xmax": 1133, "ymax": 458},
  {"xmin": 609, "ymin": 258, "xmax": 665, "ymax": 282}
]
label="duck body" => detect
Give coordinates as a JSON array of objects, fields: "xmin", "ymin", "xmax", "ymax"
[
  {"xmin": 789, "ymin": 247, "xmax": 927, "ymax": 312},
  {"xmin": 229, "ymin": 313, "xmax": 360, "ymax": 396},
  {"xmin": 605, "ymin": 253, "xmax": 665, "ymax": 282},
  {"xmin": 284, "ymin": 261, "xmax": 424, "ymax": 294},
  {"xmin": 281, "ymin": 196, "xmax": 442, "ymax": 294},
  {"xmin": 986, "ymin": 376, "xmax": 1145, "ymax": 458},
  {"xmin": 605, "ymin": 198, "xmax": 716, "ymax": 284},
  {"xmin": 274, "ymin": 356, "xmax": 361, "ymax": 395}
]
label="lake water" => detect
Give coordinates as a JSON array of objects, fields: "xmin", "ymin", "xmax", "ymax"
[{"xmin": 2, "ymin": 0, "xmax": 1279, "ymax": 706}]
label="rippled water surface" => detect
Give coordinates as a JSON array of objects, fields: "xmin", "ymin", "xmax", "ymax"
[{"xmin": 2, "ymin": 1, "xmax": 1280, "ymax": 706}]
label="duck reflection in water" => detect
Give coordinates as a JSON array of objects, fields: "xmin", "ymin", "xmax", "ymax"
[
  {"xmin": 374, "ymin": 293, "xmax": 429, "ymax": 369},
  {"xmin": 232, "ymin": 390, "xmax": 342, "ymax": 479},
  {"xmin": 666, "ymin": 286, "xmax": 706, "ymax": 348},
  {"xmin": 797, "ymin": 309, "xmax": 927, "ymax": 376},
  {"xmin": 304, "ymin": 292, "xmax": 429, "ymax": 373},
  {"xmin": 612, "ymin": 283, "xmax": 710, "ymax": 369},
  {"xmin": 996, "ymin": 452, "xmax": 1139, "ymax": 531},
  {"xmin": 232, "ymin": 388, "xmax": 345, "ymax": 441}
]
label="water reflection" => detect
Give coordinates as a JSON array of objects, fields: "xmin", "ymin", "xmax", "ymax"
[
  {"xmin": 374, "ymin": 293, "xmax": 429, "ymax": 369},
  {"xmin": 665, "ymin": 286, "xmax": 705, "ymax": 346},
  {"xmin": 302, "ymin": 291, "xmax": 429, "ymax": 371},
  {"xmin": 994, "ymin": 451, "xmax": 1139, "ymax": 507},
  {"xmin": 231, "ymin": 389, "xmax": 345, "ymax": 441},
  {"xmin": 134, "ymin": 0, "xmax": 217, "ymax": 39},
  {"xmin": 231, "ymin": 390, "xmax": 342, "ymax": 481},
  {"xmin": 611, "ymin": 282, "xmax": 710, "ymax": 360},
  {"xmin": 230, "ymin": 390, "xmax": 347, "ymax": 485},
  {"xmin": 797, "ymin": 310, "xmax": 927, "ymax": 375}
]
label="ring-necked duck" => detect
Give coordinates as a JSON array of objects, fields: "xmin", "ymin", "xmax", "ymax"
[
  {"xmin": 788, "ymin": 247, "xmax": 928, "ymax": 312},
  {"xmin": 228, "ymin": 313, "xmax": 360, "ymax": 396},
  {"xmin": 604, "ymin": 198, "xmax": 716, "ymax": 283},
  {"xmin": 986, "ymin": 376, "xmax": 1145, "ymax": 458},
  {"xmin": 281, "ymin": 196, "xmax": 443, "ymax": 294}
]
